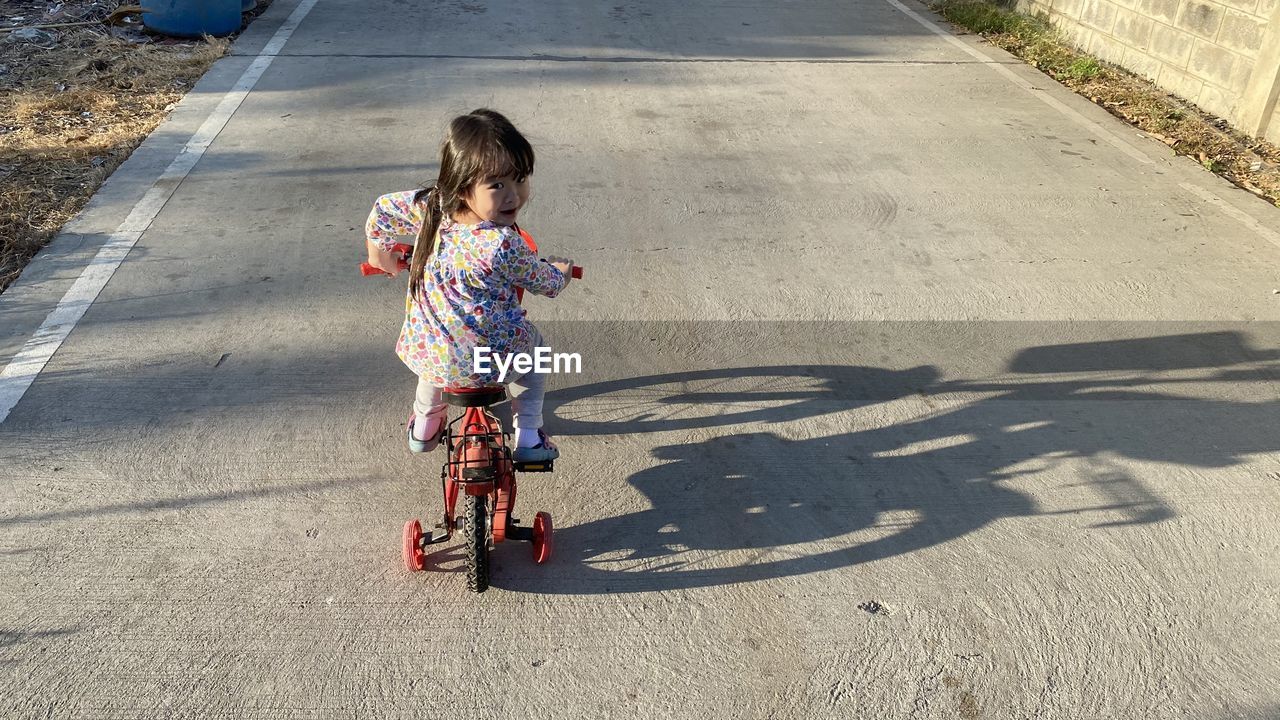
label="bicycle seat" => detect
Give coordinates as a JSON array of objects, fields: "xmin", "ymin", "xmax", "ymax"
[{"xmin": 443, "ymin": 386, "xmax": 506, "ymax": 408}]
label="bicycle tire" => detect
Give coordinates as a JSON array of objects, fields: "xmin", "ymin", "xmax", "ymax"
[{"xmin": 464, "ymin": 493, "xmax": 490, "ymax": 593}]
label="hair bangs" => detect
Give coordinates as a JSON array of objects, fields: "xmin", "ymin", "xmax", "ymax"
[
  {"xmin": 477, "ymin": 133, "xmax": 534, "ymax": 181},
  {"xmin": 445, "ymin": 109, "xmax": 536, "ymax": 187}
]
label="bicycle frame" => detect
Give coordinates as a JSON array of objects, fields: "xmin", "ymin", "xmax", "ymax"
[{"xmin": 440, "ymin": 405, "xmax": 519, "ymax": 545}]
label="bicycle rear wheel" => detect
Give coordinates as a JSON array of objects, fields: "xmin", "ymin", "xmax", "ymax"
[{"xmin": 464, "ymin": 493, "xmax": 490, "ymax": 593}]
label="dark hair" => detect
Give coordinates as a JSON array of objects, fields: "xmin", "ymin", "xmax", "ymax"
[{"xmin": 408, "ymin": 108, "xmax": 535, "ymax": 300}]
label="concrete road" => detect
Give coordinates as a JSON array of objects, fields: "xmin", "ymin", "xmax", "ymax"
[{"xmin": 2, "ymin": 0, "xmax": 1279, "ymax": 716}]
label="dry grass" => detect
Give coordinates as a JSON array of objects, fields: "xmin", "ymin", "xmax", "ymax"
[
  {"xmin": 0, "ymin": 5, "xmax": 229, "ymax": 292},
  {"xmin": 934, "ymin": 0, "xmax": 1280, "ymax": 204}
]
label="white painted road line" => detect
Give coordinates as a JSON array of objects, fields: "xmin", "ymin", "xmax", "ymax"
[{"xmin": 0, "ymin": 0, "xmax": 321, "ymax": 426}]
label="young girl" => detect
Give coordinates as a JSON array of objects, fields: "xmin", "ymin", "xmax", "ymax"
[{"xmin": 364, "ymin": 109, "xmax": 573, "ymax": 462}]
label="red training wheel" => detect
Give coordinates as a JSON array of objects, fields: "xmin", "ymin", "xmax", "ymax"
[
  {"xmin": 402, "ymin": 518, "xmax": 426, "ymax": 572},
  {"xmin": 532, "ymin": 512, "xmax": 553, "ymax": 564}
]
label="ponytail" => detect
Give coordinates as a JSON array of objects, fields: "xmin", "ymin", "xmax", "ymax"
[{"xmin": 408, "ymin": 185, "xmax": 444, "ymax": 302}]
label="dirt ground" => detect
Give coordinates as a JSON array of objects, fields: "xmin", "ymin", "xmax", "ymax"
[{"xmin": 0, "ymin": 0, "xmax": 271, "ymax": 293}]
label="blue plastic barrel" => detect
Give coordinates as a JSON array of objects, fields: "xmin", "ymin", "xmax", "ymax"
[{"xmin": 141, "ymin": 0, "xmax": 241, "ymax": 37}]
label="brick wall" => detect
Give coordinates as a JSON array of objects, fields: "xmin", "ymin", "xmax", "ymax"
[{"xmin": 1016, "ymin": 0, "xmax": 1280, "ymax": 140}]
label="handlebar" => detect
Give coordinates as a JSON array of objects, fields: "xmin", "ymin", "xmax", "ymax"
[
  {"xmin": 360, "ymin": 242, "xmax": 583, "ymax": 279},
  {"xmin": 360, "ymin": 242, "xmax": 414, "ymax": 276}
]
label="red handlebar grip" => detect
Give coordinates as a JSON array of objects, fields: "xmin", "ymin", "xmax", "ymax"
[
  {"xmin": 360, "ymin": 259, "xmax": 410, "ymax": 277},
  {"xmin": 359, "ymin": 243, "xmax": 415, "ymax": 276},
  {"xmin": 571, "ymin": 266, "xmax": 583, "ymax": 279}
]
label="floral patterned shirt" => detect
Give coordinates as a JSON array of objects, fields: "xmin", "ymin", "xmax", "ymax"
[{"xmin": 365, "ymin": 190, "xmax": 567, "ymax": 386}]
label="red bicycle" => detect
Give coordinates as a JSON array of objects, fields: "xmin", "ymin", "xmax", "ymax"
[
  {"xmin": 404, "ymin": 385, "xmax": 555, "ymax": 592},
  {"xmin": 362, "ymin": 229, "xmax": 581, "ymax": 592}
]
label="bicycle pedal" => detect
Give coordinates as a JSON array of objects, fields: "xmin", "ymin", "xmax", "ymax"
[{"xmin": 513, "ymin": 460, "xmax": 554, "ymax": 473}]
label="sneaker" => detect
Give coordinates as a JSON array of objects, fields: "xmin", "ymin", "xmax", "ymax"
[
  {"xmin": 513, "ymin": 429, "xmax": 560, "ymax": 463},
  {"xmin": 407, "ymin": 412, "xmax": 445, "ymax": 453}
]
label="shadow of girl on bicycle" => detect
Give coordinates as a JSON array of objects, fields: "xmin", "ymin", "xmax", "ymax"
[{"xmin": 497, "ymin": 328, "xmax": 1278, "ymax": 594}]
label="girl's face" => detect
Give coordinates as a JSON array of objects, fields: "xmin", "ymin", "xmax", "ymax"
[{"xmin": 460, "ymin": 172, "xmax": 531, "ymax": 226}]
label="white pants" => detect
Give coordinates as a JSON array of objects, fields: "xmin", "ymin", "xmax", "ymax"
[{"xmin": 414, "ymin": 367, "xmax": 547, "ymax": 431}]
